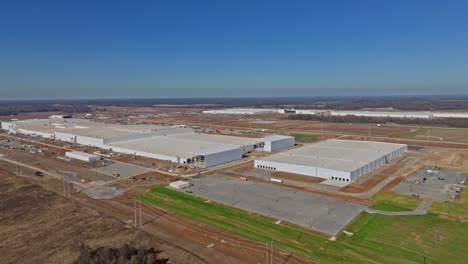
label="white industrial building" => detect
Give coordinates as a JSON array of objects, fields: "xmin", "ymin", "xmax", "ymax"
[
  {"xmin": 169, "ymin": 180, "xmax": 191, "ymax": 189},
  {"xmin": 262, "ymin": 135, "xmax": 295, "ymax": 152},
  {"xmin": 202, "ymin": 108, "xmax": 280, "ymax": 115},
  {"xmin": 1, "ymin": 118, "xmax": 294, "ymax": 168},
  {"xmin": 202, "ymin": 108, "xmax": 468, "ymax": 119},
  {"xmin": 332, "ymin": 110, "xmax": 434, "ymax": 119},
  {"xmin": 65, "ymin": 151, "xmax": 101, "ymax": 162},
  {"xmin": 255, "ymin": 139, "xmax": 407, "ymax": 182}
]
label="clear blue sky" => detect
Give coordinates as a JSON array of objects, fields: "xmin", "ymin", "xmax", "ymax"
[{"xmin": 1, "ymin": 0, "xmax": 468, "ymax": 99}]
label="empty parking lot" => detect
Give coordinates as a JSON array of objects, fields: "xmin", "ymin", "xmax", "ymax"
[{"xmin": 182, "ymin": 174, "xmax": 367, "ymax": 236}]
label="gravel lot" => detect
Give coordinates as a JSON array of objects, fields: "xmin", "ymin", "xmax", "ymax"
[
  {"xmin": 392, "ymin": 167, "xmax": 467, "ymax": 201},
  {"xmin": 91, "ymin": 162, "xmax": 148, "ymax": 177}
]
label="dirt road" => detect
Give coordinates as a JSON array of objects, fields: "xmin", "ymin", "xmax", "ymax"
[{"xmin": 0, "ymin": 156, "xmax": 312, "ymax": 264}]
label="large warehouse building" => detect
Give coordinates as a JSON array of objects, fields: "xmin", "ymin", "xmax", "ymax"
[
  {"xmin": 1, "ymin": 118, "xmax": 294, "ymax": 168},
  {"xmin": 255, "ymin": 139, "xmax": 407, "ymax": 182}
]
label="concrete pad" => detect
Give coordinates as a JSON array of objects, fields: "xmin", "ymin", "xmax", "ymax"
[{"xmin": 183, "ymin": 174, "xmax": 367, "ymax": 236}]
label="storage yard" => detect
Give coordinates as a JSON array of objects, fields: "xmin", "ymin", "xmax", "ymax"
[
  {"xmin": 392, "ymin": 167, "xmax": 466, "ymax": 202},
  {"xmin": 255, "ymin": 139, "xmax": 407, "ymax": 183}
]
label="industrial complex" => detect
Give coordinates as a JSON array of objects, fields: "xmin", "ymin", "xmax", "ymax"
[
  {"xmin": 1, "ymin": 118, "xmax": 294, "ymax": 167},
  {"xmin": 203, "ymin": 108, "xmax": 468, "ymax": 118},
  {"xmin": 255, "ymin": 139, "xmax": 407, "ymax": 182}
]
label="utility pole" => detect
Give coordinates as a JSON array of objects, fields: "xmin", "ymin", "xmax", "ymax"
[
  {"xmin": 270, "ymin": 240, "xmax": 274, "ymax": 264},
  {"xmin": 15, "ymin": 166, "xmax": 23, "ymax": 177},
  {"xmin": 63, "ymin": 175, "xmax": 66, "ymax": 196},
  {"xmin": 134, "ymin": 199, "xmax": 137, "ymax": 228},
  {"xmin": 427, "ymin": 128, "xmax": 430, "ymax": 141},
  {"xmin": 134, "ymin": 198, "xmax": 142, "ymax": 228}
]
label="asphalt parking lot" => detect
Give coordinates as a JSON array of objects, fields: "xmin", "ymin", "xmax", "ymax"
[
  {"xmin": 183, "ymin": 174, "xmax": 367, "ymax": 236},
  {"xmin": 392, "ymin": 167, "xmax": 467, "ymax": 201}
]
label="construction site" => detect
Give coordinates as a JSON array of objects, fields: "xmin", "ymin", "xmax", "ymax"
[{"xmin": 1, "ymin": 109, "xmax": 467, "ymax": 264}]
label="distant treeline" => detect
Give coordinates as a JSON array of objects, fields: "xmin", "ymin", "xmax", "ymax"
[
  {"xmin": 2, "ymin": 96, "xmax": 468, "ymax": 111},
  {"xmin": 0, "ymin": 103, "xmax": 91, "ymax": 116},
  {"xmin": 287, "ymin": 114, "xmax": 468, "ymax": 128}
]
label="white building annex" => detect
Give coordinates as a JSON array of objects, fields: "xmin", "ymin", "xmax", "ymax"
[
  {"xmin": 202, "ymin": 108, "xmax": 279, "ymax": 115},
  {"xmin": 1, "ymin": 118, "xmax": 294, "ymax": 168},
  {"xmin": 65, "ymin": 151, "xmax": 100, "ymax": 162},
  {"xmin": 255, "ymin": 139, "xmax": 407, "ymax": 182}
]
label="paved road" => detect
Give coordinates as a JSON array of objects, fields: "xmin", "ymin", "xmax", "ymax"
[{"xmin": 365, "ymin": 199, "xmax": 432, "ymax": 216}]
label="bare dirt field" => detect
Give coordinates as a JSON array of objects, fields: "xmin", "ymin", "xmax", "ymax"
[
  {"xmin": 0, "ymin": 166, "xmax": 202, "ymax": 264},
  {"xmin": 0, "ymin": 149, "xmax": 311, "ymax": 264},
  {"xmin": 344, "ymin": 135, "xmax": 468, "ymax": 149},
  {"xmin": 414, "ymin": 129, "xmax": 468, "ymax": 143}
]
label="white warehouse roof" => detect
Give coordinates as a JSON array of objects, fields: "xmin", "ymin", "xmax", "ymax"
[
  {"xmin": 107, "ymin": 136, "xmax": 240, "ymax": 158},
  {"xmin": 168, "ymin": 132, "xmax": 264, "ymax": 146},
  {"xmin": 263, "ymin": 135, "xmax": 293, "ymax": 141},
  {"xmin": 258, "ymin": 139, "xmax": 406, "ymax": 172}
]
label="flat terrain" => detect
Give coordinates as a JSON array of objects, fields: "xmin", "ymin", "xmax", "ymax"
[
  {"xmin": 339, "ymin": 213, "xmax": 468, "ymax": 264},
  {"xmin": 414, "ymin": 128, "xmax": 468, "ymax": 143},
  {"xmin": 392, "ymin": 168, "xmax": 466, "ymax": 202},
  {"xmin": 91, "ymin": 162, "xmax": 149, "ymax": 177},
  {"xmin": 370, "ymin": 192, "xmax": 422, "ymax": 211},
  {"xmin": 183, "ymin": 174, "xmax": 366, "ymax": 236},
  {"xmin": 141, "ymin": 184, "xmax": 468, "ymax": 264},
  {"xmin": 0, "ymin": 167, "xmax": 201, "ymax": 264}
]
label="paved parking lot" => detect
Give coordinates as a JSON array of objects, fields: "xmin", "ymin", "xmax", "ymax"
[
  {"xmin": 393, "ymin": 167, "xmax": 467, "ymax": 201},
  {"xmin": 183, "ymin": 174, "xmax": 367, "ymax": 236}
]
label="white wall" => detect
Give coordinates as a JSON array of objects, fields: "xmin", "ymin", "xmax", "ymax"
[
  {"xmin": 263, "ymin": 137, "xmax": 295, "ymax": 152},
  {"xmin": 65, "ymin": 152, "xmax": 100, "ymax": 162},
  {"xmin": 18, "ymin": 129, "xmax": 54, "ymax": 139},
  {"xmin": 254, "ymin": 160, "xmax": 351, "ymax": 181},
  {"xmin": 255, "ymin": 144, "xmax": 407, "ymax": 182},
  {"xmin": 204, "ymin": 148, "xmax": 244, "ymax": 167},
  {"xmin": 104, "ymin": 145, "xmax": 181, "ymax": 163},
  {"xmin": 1, "ymin": 122, "xmax": 14, "ymax": 130},
  {"xmin": 54, "ymin": 132, "xmax": 105, "ymax": 147},
  {"xmin": 54, "ymin": 132, "xmax": 78, "ymax": 143}
]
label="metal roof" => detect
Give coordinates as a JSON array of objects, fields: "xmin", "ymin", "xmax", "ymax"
[
  {"xmin": 262, "ymin": 135, "xmax": 293, "ymax": 141},
  {"xmin": 257, "ymin": 139, "xmax": 406, "ymax": 172},
  {"xmin": 8, "ymin": 119, "xmax": 170, "ymax": 139},
  {"xmin": 107, "ymin": 136, "xmax": 241, "ymax": 158},
  {"xmin": 169, "ymin": 132, "xmax": 264, "ymax": 146}
]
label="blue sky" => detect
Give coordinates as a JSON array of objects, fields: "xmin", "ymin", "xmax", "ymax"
[{"xmin": 1, "ymin": 0, "xmax": 468, "ymax": 99}]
